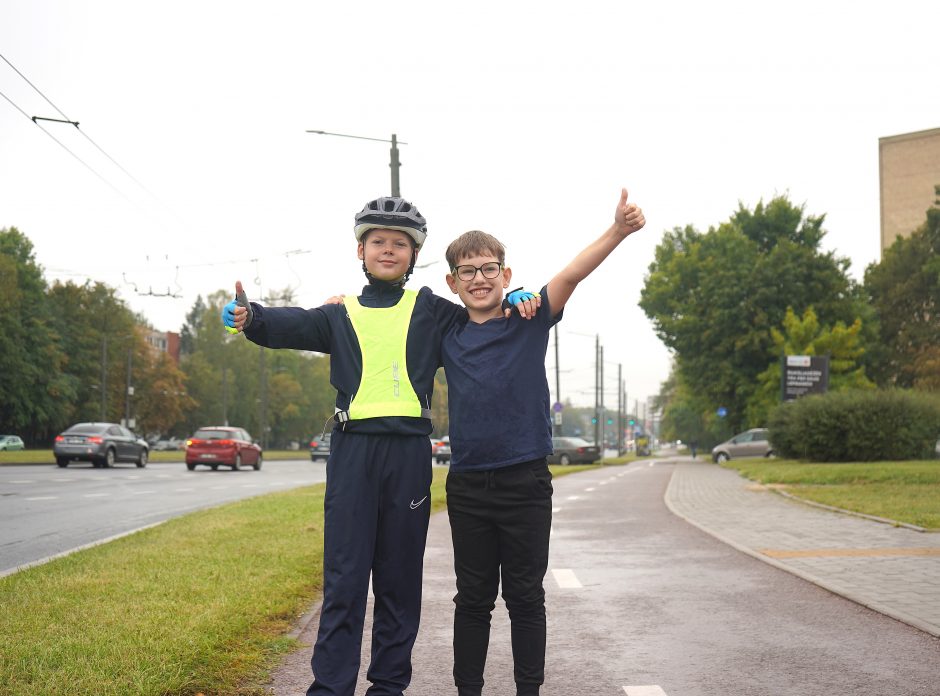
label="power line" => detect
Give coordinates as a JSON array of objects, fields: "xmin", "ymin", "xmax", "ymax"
[
  {"xmin": 1, "ymin": 51, "xmax": 158, "ymax": 198},
  {"xmin": 0, "ymin": 86, "xmax": 132, "ymax": 202}
]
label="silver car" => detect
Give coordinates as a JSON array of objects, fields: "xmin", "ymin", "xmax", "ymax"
[
  {"xmin": 711, "ymin": 428, "xmax": 774, "ymax": 463},
  {"xmin": 54, "ymin": 422, "xmax": 149, "ymax": 468}
]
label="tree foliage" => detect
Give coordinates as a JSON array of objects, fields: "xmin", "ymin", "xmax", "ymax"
[
  {"xmin": 864, "ymin": 188, "xmax": 940, "ymax": 391},
  {"xmin": 0, "ymin": 228, "xmax": 74, "ymax": 441},
  {"xmin": 747, "ymin": 307, "xmax": 874, "ymax": 425},
  {"xmin": 641, "ymin": 196, "xmax": 868, "ymax": 433},
  {"xmin": 0, "ymin": 228, "xmax": 342, "ymax": 447}
]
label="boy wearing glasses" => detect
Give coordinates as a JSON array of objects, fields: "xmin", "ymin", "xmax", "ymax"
[
  {"xmin": 222, "ymin": 196, "xmax": 538, "ymax": 696},
  {"xmin": 440, "ymin": 188, "xmax": 645, "ymax": 696}
]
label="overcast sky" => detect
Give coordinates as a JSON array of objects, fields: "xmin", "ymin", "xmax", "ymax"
[{"xmin": 2, "ymin": 1, "xmax": 937, "ymax": 413}]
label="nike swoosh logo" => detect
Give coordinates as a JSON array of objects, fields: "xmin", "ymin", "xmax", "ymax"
[{"xmin": 410, "ymin": 497, "xmax": 428, "ymax": 510}]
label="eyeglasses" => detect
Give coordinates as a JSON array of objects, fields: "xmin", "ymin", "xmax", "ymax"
[{"xmin": 452, "ymin": 262, "xmax": 502, "ymax": 282}]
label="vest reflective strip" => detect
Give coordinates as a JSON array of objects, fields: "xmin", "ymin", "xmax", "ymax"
[{"xmin": 342, "ymin": 290, "xmax": 427, "ymax": 420}]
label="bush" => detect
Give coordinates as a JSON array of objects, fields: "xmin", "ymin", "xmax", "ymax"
[{"xmin": 768, "ymin": 389, "xmax": 940, "ymax": 462}]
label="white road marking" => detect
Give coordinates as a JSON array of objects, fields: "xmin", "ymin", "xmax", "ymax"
[
  {"xmin": 52, "ymin": 478, "xmax": 71, "ymax": 482},
  {"xmin": 551, "ymin": 568, "xmax": 582, "ymax": 588},
  {"xmin": 599, "ymin": 480, "xmax": 609, "ymax": 485},
  {"xmin": 9, "ymin": 480, "xmax": 35, "ymax": 484},
  {"xmin": 624, "ymin": 687, "xmax": 668, "ymax": 696},
  {"xmin": 585, "ymin": 487, "xmax": 596, "ymax": 492},
  {"xmin": 132, "ymin": 490, "xmax": 155, "ymax": 495},
  {"xmin": 174, "ymin": 488, "xmax": 195, "ymax": 492},
  {"xmin": 552, "ymin": 507, "xmax": 562, "ymax": 513},
  {"xmin": 648, "ymin": 462, "xmax": 655, "ymax": 467},
  {"xmin": 566, "ymin": 495, "xmax": 580, "ymax": 501},
  {"xmin": 83, "ymin": 493, "xmax": 110, "ymax": 498},
  {"xmin": 25, "ymin": 496, "xmax": 57, "ymax": 501}
]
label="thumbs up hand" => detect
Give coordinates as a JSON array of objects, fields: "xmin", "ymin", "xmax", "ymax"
[{"xmin": 222, "ymin": 280, "xmax": 254, "ymax": 334}]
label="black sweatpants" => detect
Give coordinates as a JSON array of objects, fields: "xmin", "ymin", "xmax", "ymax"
[
  {"xmin": 445, "ymin": 458, "xmax": 553, "ymax": 696},
  {"xmin": 307, "ymin": 430, "xmax": 432, "ymax": 696}
]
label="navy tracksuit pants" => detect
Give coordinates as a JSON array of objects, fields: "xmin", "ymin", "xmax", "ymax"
[{"xmin": 307, "ymin": 430, "xmax": 433, "ymax": 696}]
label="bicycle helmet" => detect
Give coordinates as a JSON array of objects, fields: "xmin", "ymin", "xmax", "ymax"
[{"xmin": 354, "ymin": 197, "xmax": 428, "ymax": 250}]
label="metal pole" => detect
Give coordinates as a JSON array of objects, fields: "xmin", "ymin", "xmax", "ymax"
[
  {"xmin": 600, "ymin": 345, "xmax": 605, "ymax": 451},
  {"xmin": 390, "ymin": 133, "xmax": 401, "ymax": 196},
  {"xmin": 260, "ymin": 346, "xmax": 268, "ymax": 449},
  {"xmin": 594, "ymin": 335, "xmax": 600, "ymax": 448},
  {"xmin": 553, "ymin": 326, "xmax": 560, "ymax": 435},
  {"xmin": 100, "ymin": 336, "xmax": 107, "ymax": 421},
  {"xmin": 124, "ymin": 347, "xmax": 132, "ymax": 427},
  {"xmin": 222, "ymin": 363, "xmax": 228, "ymax": 426},
  {"xmin": 617, "ymin": 366, "xmax": 622, "ymax": 455}
]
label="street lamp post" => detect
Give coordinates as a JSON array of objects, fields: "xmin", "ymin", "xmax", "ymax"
[{"xmin": 305, "ymin": 130, "xmax": 407, "ymax": 197}]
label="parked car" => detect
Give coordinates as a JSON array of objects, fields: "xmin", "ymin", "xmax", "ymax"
[
  {"xmin": 432, "ymin": 436, "xmax": 451, "ymax": 465},
  {"xmin": 53, "ymin": 422, "xmax": 149, "ymax": 468},
  {"xmin": 186, "ymin": 426, "xmax": 262, "ymax": 471},
  {"xmin": 711, "ymin": 428, "xmax": 774, "ymax": 463},
  {"xmin": 309, "ymin": 432, "xmax": 332, "ymax": 462},
  {"xmin": 548, "ymin": 436, "xmax": 600, "ymax": 465},
  {"xmin": 151, "ymin": 437, "xmax": 185, "ymax": 451},
  {"xmin": 0, "ymin": 435, "xmax": 25, "ymax": 451}
]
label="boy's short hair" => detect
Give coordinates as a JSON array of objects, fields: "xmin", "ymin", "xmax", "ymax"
[{"xmin": 445, "ymin": 230, "xmax": 506, "ymax": 270}]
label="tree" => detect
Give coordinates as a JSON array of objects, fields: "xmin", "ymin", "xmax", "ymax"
[
  {"xmin": 0, "ymin": 228, "xmax": 73, "ymax": 443},
  {"xmin": 46, "ymin": 280, "xmax": 154, "ymax": 431},
  {"xmin": 746, "ymin": 307, "xmax": 874, "ymax": 425},
  {"xmin": 864, "ymin": 187, "xmax": 940, "ymax": 391},
  {"xmin": 178, "ymin": 289, "xmax": 335, "ymax": 445},
  {"xmin": 641, "ymin": 195, "xmax": 867, "ymax": 433}
]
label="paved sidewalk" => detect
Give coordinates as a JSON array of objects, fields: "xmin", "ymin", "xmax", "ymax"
[
  {"xmin": 266, "ymin": 459, "xmax": 940, "ymax": 693},
  {"xmin": 665, "ymin": 459, "xmax": 940, "ymax": 638}
]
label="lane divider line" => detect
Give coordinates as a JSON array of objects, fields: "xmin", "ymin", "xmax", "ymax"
[
  {"xmin": 551, "ymin": 568, "xmax": 582, "ymax": 588},
  {"xmin": 624, "ymin": 686, "xmax": 668, "ymax": 695}
]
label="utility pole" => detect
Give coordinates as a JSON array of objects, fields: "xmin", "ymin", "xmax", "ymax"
[
  {"xmin": 599, "ymin": 345, "xmax": 605, "ymax": 451},
  {"xmin": 617, "ymin": 365, "xmax": 622, "ymax": 455},
  {"xmin": 100, "ymin": 336, "xmax": 107, "ymax": 421},
  {"xmin": 124, "ymin": 347, "xmax": 133, "ymax": 428},
  {"xmin": 594, "ymin": 335, "xmax": 600, "ymax": 447},
  {"xmin": 306, "ymin": 130, "xmax": 406, "ymax": 197},
  {"xmin": 259, "ymin": 346, "xmax": 268, "ymax": 449},
  {"xmin": 553, "ymin": 326, "xmax": 561, "ymax": 435}
]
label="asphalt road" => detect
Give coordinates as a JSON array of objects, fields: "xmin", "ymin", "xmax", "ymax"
[
  {"xmin": 0, "ymin": 459, "xmax": 326, "ymax": 576},
  {"xmin": 282, "ymin": 460, "xmax": 940, "ymax": 696}
]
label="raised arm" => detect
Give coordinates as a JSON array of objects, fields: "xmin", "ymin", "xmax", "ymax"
[{"xmin": 545, "ymin": 188, "xmax": 645, "ymax": 316}]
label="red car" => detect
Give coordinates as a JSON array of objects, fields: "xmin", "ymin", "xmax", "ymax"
[{"xmin": 185, "ymin": 426, "xmax": 262, "ymax": 471}]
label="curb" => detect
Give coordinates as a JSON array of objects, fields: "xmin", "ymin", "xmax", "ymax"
[{"xmin": 770, "ymin": 488, "xmax": 929, "ymax": 533}]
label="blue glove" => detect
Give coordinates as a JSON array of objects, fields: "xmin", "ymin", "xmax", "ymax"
[
  {"xmin": 502, "ymin": 287, "xmax": 541, "ymax": 313},
  {"xmin": 222, "ymin": 284, "xmax": 253, "ymax": 333}
]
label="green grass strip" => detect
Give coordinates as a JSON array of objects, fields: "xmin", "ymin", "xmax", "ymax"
[
  {"xmin": 0, "ymin": 464, "xmax": 599, "ymax": 694},
  {"xmin": 723, "ymin": 459, "xmax": 940, "ymax": 530}
]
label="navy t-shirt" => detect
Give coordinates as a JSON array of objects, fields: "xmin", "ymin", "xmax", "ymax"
[{"xmin": 443, "ymin": 285, "xmax": 562, "ymax": 471}]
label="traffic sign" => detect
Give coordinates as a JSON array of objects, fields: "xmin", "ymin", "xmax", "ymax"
[
  {"xmin": 552, "ymin": 402, "xmax": 563, "ymax": 413},
  {"xmin": 717, "ymin": 407, "xmax": 727, "ymax": 418}
]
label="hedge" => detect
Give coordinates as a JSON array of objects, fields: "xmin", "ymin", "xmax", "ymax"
[{"xmin": 768, "ymin": 389, "xmax": 940, "ymax": 462}]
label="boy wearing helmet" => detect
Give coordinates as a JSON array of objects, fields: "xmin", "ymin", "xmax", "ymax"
[
  {"xmin": 222, "ymin": 197, "xmax": 537, "ymax": 696},
  {"xmin": 440, "ymin": 188, "xmax": 645, "ymax": 696}
]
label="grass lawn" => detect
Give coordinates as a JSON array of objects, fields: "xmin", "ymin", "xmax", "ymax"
[
  {"xmin": 0, "ymin": 463, "xmax": 601, "ymax": 694},
  {"xmin": 722, "ymin": 458, "xmax": 940, "ymax": 530}
]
